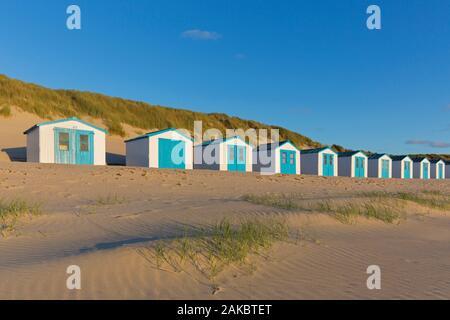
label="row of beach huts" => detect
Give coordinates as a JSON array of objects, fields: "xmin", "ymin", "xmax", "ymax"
[{"xmin": 23, "ymin": 117, "xmax": 449, "ymax": 180}]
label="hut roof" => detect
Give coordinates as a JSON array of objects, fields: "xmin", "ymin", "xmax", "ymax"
[{"xmin": 24, "ymin": 117, "xmax": 108, "ymax": 135}]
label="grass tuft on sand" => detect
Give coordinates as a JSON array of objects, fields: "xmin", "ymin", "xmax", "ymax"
[
  {"xmin": 137, "ymin": 218, "xmax": 291, "ymax": 281},
  {"xmin": 362, "ymin": 190, "xmax": 450, "ymax": 211},
  {"xmin": 241, "ymin": 191, "xmax": 447, "ymax": 224},
  {"xmin": 95, "ymin": 194, "xmax": 127, "ymax": 206},
  {"xmin": 316, "ymin": 201, "xmax": 401, "ymax": 224},
  {"xmin": 0, "ymin": 199, "xmax": 42, "ymax": 236}
]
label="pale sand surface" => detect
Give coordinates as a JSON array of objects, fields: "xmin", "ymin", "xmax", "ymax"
[
  {"xmin": 1, "ymin": 110, "xmax": 450, "ymax": 299},
  {"xmin": 0, "ymin": 162, "xmax": 449, "ymax": 300}
]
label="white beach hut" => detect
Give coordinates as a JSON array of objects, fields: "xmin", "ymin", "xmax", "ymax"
[
  {"xmin": 337, "ymin": 151, "xmax": 368, "ymax": 178},
  {"xmin": 430, "ymin": 159, "xmax": 446, "ymax": 179},
  {"xmin": 125, "ymin": 128, "xmax": 193, "ymax": 170},
  {"xmin": 368, "ymin": 154, "xmax": 392, "ymax": 179},
  {"xmin": 194, "ymin": 136, "xmax": 253, "ymax": 172},
  {"xmin": 23, "ymin": 117, "xmax": 107, "ymax": 165},
  {"xmin": 391, "ymin": 155, "xmax": 413, "ymax": 179},
  {"xmin": 300, "ymin": 147, "xmax": 338, "ymax": 177},
  {"xmin": 253, "ymin": 140, "xmax": 300, "ymax": 175},
  {"xmin": 446, "ymin": 161, "xmax": 450, "ymax": 179},
  {"xmin": 412, "ymin": 157, "xmax": 431, "ymax": 179}
]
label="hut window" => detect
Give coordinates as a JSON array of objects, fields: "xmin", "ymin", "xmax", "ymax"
[
  {"xmin": 281, "ymin": 152, "xmax": 287, "ymax": 164},
  {"xmin": 79, "ymin": 135, "xmax": 89, "ymax": 152},
  {"xmin": 229, "ymin": 147, "xmax": 235, "ymax": 161},
  {"xmin": 289, "ymin": 153, "xmax": 294, "ymax": 164},
  {"xmin": 58, "ymin": 132, "xmax": 70, "ymax": 151},
  {"xmin": 239, "ymin": 148, "xmax": 244, "ymax": 162}
]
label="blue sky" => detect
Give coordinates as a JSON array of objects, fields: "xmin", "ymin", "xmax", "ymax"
[{"xmin": 0, "ymin": 0, "xmax": 449, "ymax": 154}]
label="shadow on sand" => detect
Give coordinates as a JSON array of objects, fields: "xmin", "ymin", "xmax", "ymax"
[
  {"xmin": 1, "ymin": 147, "xmax": 26, "ymax": 162},
  {"xmin": 78, "ymin": 222, "xmax": 209, "ymax": 254},
  {"xmin": 0, "ymin": 148, "xmax": 125, "ymax": 166},
  {"xmin": 106, "ymin": 152, "xmax": 126, "ymax": 166},
  {"xmin": 79, "ymin": 237, "xmax": 158, "ymax": 253}
]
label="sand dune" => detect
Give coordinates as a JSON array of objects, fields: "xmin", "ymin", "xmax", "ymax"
[{"xmin": 0, "ymin": 160, "xmax": 449, "ymax": 299}]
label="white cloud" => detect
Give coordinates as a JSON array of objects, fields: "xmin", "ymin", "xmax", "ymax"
[{"xmin": 181, "ymin": 29, "xmax": 222, "ymax": 40}]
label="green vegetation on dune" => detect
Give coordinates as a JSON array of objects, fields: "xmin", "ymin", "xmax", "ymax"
[
  {"xmin": 409, "ymin": 154, "xmax": 450, "ymax": 162},
  {"xmin": 3, "ymin": 74, "xmax": 447, "ymax": 159},
  {"xmin": 243, "ymin": 190, "xmax": 450, "ymax": 224},
  {"xmin": 136, "ymin": 218, "xmax": 291, "ymax": 281},
  {"xmin": 0, "ymin": 74, "xmax": 323, "ymax": 148},
  {"xmin": 0, "ymin": 199, "xmax": 42, "ymax": 236},
  {"xmin": 0, "ymin": 104, "xmax": 11, "ymax": 117},
  {"xmin": 363, "ymin": 190, "xmax": 450, "ymax": 210}
]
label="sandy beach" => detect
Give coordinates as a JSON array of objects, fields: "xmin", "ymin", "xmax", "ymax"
[
  {"xmin": 0, "ymin": 160, "xmax": 449, "ymax": 300},
  {"xmin": 0, "ymin": 109, "xmax": 449, "ymax": 299}
]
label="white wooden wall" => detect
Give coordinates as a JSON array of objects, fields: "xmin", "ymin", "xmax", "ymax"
[{"xmin": 28, "ymin": 120, "xmax": 106, "ymax": 165}]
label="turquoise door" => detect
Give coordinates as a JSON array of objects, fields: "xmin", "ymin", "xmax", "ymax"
[
  {"xmin": 158, "ymin": 138, "xmax": 186, "ymax": 169},
  {"xmin": 227, "ymin": 145, "xmax": 246, "ymax": 172},
  {"xmin": 381, "ymin": 160, "xmax": 390, "ymax": 178},
  {"xmin": 438, "ymin": 164, "xmax": 444, "ymax": 179},
  {"xmin": 423, "ymin": 163, "xmax": 429, "ymax": 179},
  {"xmin": 404, "ymin": 161, "xmax": 411, "ymax": 179},
  {"xmin": 54, "ymin": 128, "xmax": 74, "ymax": 164},
  {"xmin": 355, "ymin": 157, "xmax": 365, "ymax": 178},
  {"xmin": 280, "ymin": 150, "xmax": 296, "ymax": 174},
  {"xmin": 236, "ymin": 146, "xmax": 246, "ymax": 172},
  {"xmin": 54, "ymin": 128, "xmax": 94, "ymax": 165},
  {"xmin": 75, "ymin": 130, "xmax": 94, "ymax": 165},
  {"xmin": 227, "ymin": 145, "xmax": 236, "ymax": 171},
  {"xmin": 322, "ymin": 154, "xmax": 334, "ymax": 177}
]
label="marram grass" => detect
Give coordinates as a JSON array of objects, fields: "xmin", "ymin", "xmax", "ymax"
[
  {"xmin": 0, "ymin": 199, "xmax": 42, "ymax": 236},
  {"xmin": 242, "ymin": 190, "xmax": 450, "ymax": 224},
  {"xmin": 138, "ymin": 218, "xmax": 291, "ymax": 280},
  {"xmin": 0, "ymin": 74, "xmax": 325, "ymax": 148},
  {"xmin": 0, "ymin": 104, "xmax": 11, "ymax": 117}
]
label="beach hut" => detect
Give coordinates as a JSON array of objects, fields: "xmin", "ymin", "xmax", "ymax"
[
  {"xmin": 337, "ymin": 151, "xmax": 368, "ymax": 178},
  {"xmin": 300, "ymin": 147, "xmax": 338, "ymax": 177},
  {"xmin": 411, "ymin": 157, "xmax": 430, "ymax": 179},
  {"xmin": 430, "ymin": 159, "xmax": 446, "ymax": 179},
  {"xmin": 253, "ymin": 140, "xmax": 300, "ymax": 175},
  {"xmin": 194, "ymin": 136, "xmax": 253, "ymax": 172},
  {"xmin": 23, "ymin": 117, "xmax": 107, "ymax": 165},
  {"xmin": 391, "ymin": 155, "xmax": 413, "ymax": 179},
  {"xmin": 368, "ymin": 154, "xmax": 392, "ymax": 179},
  {"xmin": 125, "ymin": 128, "xmax": 193, "ymax": 169},
  {"xmin": 446, "ymin": 161, "xmax": 450, "ymax": 179}
]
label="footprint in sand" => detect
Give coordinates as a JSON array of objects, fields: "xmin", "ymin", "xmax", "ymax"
[
  {"xmin": 212, "ymin": 286, "xmax": 224, "ymax": 295},
  {"xmin": 114, "ymin": 213, "xmax": 142, "ymax": 220}
]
